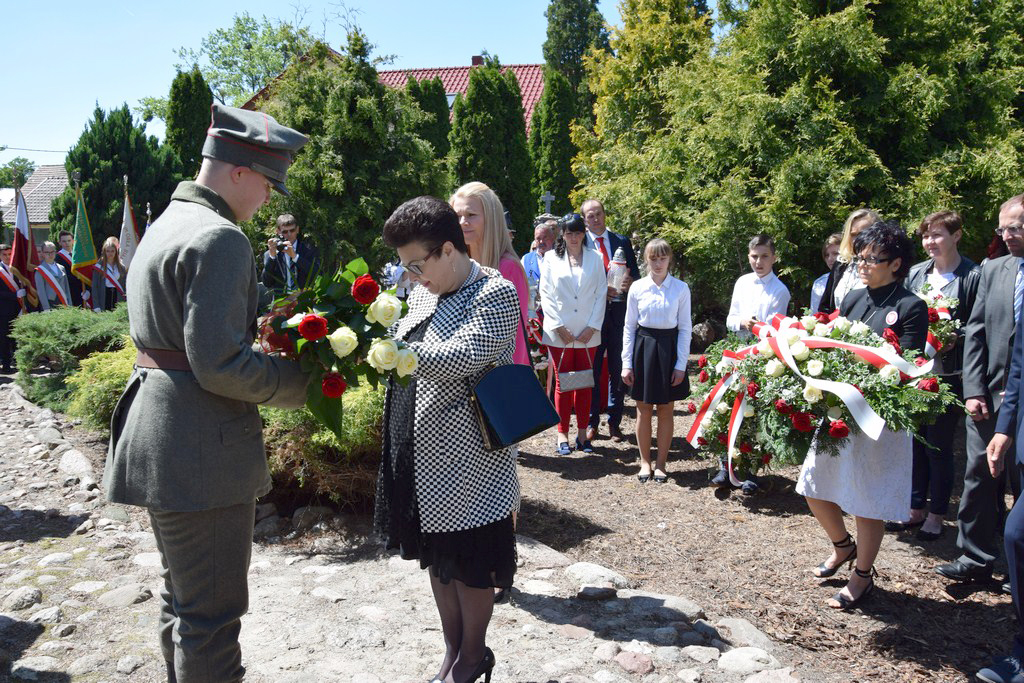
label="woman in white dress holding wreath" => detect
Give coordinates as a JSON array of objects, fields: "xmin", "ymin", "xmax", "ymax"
[{"xmin": 797, "ymin": 221, "xmax": 928, "ymax": 610}]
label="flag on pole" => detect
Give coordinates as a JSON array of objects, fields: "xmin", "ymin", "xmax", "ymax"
[
  {"xmin": 119, "ymin": 188, "xmax": 140, "ymax": 271},
  {"xmin": 9, "ymin": 189, "xmax": 40, "ymax": 308},
  {"xmin": 70, "ymin": 186, "xmax": 97, "ymax": 286}
]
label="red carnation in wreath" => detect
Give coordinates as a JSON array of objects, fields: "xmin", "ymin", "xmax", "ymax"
[
  {"xmin": 321, "ymin": 372, "xmax": 347, "ymax": 398},
  {"xmin": 774, "ymin": 399, "xmax": 792, "ymax": 414},
  {"xmin": 297, "ymin": 314, "xmax": 329, "ymax": 341},
  {"xmin": 351, "ymin": 274, "xmax": 381, "ymax": 305},
  {"xmin": 684, "ymin": 400, "xmax": 697, "ymax": 414},
  {"xmin": 747, "ymin": 381, "xmax": 759, "ymax": 399},
  {"xmin": 813, "ymin": 312, "xmax": 831, "ymax": 324},
  {"xmin": 828, "ymin": 419, "xmax": 850, "ymax": 439},
  {"xmin": 791, "ymin": 411, "xmax": 814, "ymax": 433},
  {"xmin": 927, "ymin": 308, "xmax": 940, "ymax": 323},
  {"xmin": 882, "ymin": 327, "xmax": 903, "ymax": 356},
  {"xmin": 739, "ymin": 442, "xmax": 753, "ymax": 454},
  {"xmin": 717, "ymin": 433, "xmax": 728, "ymax": 445},
  {"xmin": 917, "ymin": 377, "xmax": 939, "ymax": 392},
  {"xmin": 696, "ymin": 436, "xmax": 708, "ymax": 446},
  {"xmin": 698, "ymin": 369, "xmax": 709, "ymax": 383},
  {"xmin": 698, "ymin": 355, "xmax": 708, "ymax": 368}
]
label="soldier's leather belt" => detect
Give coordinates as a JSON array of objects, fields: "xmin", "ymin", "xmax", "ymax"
[{"xmin": 135, "ymin": 348, "xmax": 192, "ymax": 372}]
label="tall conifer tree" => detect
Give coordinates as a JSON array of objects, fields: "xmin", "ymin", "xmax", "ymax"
[
  {"xmin": 529, "ymin": 68, "xmax": 576, "ymax": 215},
  {"xmin": 166, "ymin": 67, "xmax": 214, "ymax": 177},
  {"xmin": 542, "ymin": 0, "xmax": 610, "ymax": 121},
  {"xmin": 406, "ymin": 75, "xmax": 451, "ymax": 159}
]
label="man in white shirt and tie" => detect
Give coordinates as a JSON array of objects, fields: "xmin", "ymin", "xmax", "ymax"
[{"xmin": 582, "ymin": 199, "xmax": 640, "ymax": 443}]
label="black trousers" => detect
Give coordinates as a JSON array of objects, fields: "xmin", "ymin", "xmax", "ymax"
[
  {"xmin": 590, "ymin": 301, "xmax": 626, "ymax": 429},
  {"xmin": 0, "ymin": 312, "xmax": 16, "ymax": 367},
  {"xmin": 149, "ymin": 501, "xmax": 255, "ymax": 683},
  {"xmin": 911, "ymin": 375, "xmax": 962, "ymax": 515},
  {"xmin": 1005, "ymin": 464, "xmax": 1024, "ymax": 657}
]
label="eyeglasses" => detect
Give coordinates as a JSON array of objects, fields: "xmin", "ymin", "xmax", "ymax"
[
  {"xmin": 996, "ymin": 225, "xmax": 1024, "ymax": 236},
  {"xmin": 402, "ymin": 244, "xmax": 444, "ymax": 275},
  {"xmin": 857, "ymin": 255, "xmax": 893, "ymax": 266}
]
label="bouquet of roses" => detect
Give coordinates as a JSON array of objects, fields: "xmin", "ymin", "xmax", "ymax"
[
  {"xmin": 258, "ymin": 257, "xmax": 416, "ymax": 440},
  {"xmin": 689, "ymin": 312, "xmax": 959, "ymax": 485},
  {"xmin": 915, "ymin": 282, "xmax": 960, "ymax": 358}
]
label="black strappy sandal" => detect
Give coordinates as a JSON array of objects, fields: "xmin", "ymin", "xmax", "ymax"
[
  {"xmin": 812, "ymin": 533, "xmax": 857, "ymax": 578},
  {"xmin": 829, "ymin": 566, "xmax": 877, "ymax": 610}
]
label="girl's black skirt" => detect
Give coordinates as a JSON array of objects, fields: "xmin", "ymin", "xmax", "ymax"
[{"xmin": 629, "ymin": 326, "xmax": 690, "ymax": 405}]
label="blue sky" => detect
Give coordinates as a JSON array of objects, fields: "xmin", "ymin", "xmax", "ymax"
[{"xmin": 2, "ymin": 0, "xmax": 621, "ymax": 170}]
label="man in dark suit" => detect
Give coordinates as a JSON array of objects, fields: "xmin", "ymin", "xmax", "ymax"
[
  {"xmin": 581, "ymin": 199, "xmax": 640, "ymax": 443},
  {"xmin": 0, "ymin": 244, "xmax": 26, "ymax": 373},
  {"xmin": 261, "ymin": 213, "xmax": 320, "ymax": 296},
  {"xmin": 56, "ymin": 230, "xmax": 89, "ymax": 308},
  {"xmin": 936, "ymin": 194, "xmax": 1024, "ymax": 587},
  {"xmin": 978, "ymin": 208, "xmax": 1024, "ymax": 682}
]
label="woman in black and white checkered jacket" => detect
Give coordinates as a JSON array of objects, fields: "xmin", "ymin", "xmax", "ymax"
[{"xmin": 375, "ymin": 196, "xmax": 520, "ymax": 683}]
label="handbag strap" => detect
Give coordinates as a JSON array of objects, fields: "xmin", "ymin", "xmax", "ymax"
[{"xmin": 556, "ymin": 340, "xmax": 594, "ymax": 372}]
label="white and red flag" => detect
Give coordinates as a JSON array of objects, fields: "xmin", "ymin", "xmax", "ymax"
[
  {"xmin": 9, "ymin": 189, "xmax": 40, "ymax": 308},
  {"xmin": 118, "ymin": 187, "xmax": 141, "ymax": 271}
]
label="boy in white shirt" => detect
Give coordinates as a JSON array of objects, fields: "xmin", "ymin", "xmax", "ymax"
[
  {"xmin": 716, "ymin": 234, "xmax": 790, "ymax": 492},
  {"xmin": 725, "ymin": 234, "xmax": 790, "ymax": 340}
]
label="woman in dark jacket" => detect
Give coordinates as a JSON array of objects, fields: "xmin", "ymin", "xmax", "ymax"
[
  {"xmin": 375, "ymin": 196, "xmax": 519, "ymax": 683},
  {"xmin": 887, "ymin": 211, "xmax": 980, "ymax": 540},
  {"xmin": 90, "ymin": 236, "xmax": 127, "ymax": 312},
  {"xmin": 797, "ymin": 221, "xmax": 928, "ymax": 610},
  {"xmin": 817, "ymin": 208, "xmax": 881, "ymax": 314}
]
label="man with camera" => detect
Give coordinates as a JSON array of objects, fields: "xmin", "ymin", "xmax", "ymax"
[{"xmin": 261, "ymin": 214, "xmax": 320, "ymax": 296}]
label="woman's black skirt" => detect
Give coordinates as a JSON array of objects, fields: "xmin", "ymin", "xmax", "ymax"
[{"xmin": 629, "ymin": 326, "xmax": 690, "ymax": 405}]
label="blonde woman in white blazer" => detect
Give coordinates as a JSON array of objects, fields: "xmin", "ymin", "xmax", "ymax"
[{"xmin": 539, "ymin": 213, "xmax": 607, "ymax": 454}]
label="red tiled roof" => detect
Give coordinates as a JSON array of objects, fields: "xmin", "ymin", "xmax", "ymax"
[
  {"xmin": 378, "ymin": 64, "xmax": 545, "ymax": 133},
  {"xmin": 0, "ymin": 165, "xmax": 68, "ymax": 225}
]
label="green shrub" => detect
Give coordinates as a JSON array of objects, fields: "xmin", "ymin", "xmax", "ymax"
[
  {"xmin": 11, "ymin": 305, "xmax": 130, "ymax": 411},
  {"xmin": 261, "ymin": 382, "xmax": 384, "ymax": 508},
  {"xmin": 66, "ymin": 338, "xmax": 137, "ymax": 430}
]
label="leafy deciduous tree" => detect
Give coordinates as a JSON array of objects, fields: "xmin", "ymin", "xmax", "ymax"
[
  {"xmin": 165, "ymin": 67, "xmax": 214, "ymax": 177},
  {"xmin": 449, "ymin": 57, "xmax": 533, "ymax": 252},
  {"xmin": 529, "ymin": 68, "xmax": 577, "ymax": 215},
  {"xmin": 0, "ymin": 157, "xmax": 36, "ymax": 188}
]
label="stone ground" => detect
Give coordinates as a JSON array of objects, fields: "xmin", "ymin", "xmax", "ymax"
[{"xmin": 0, "ymin": 378, "xmax": 812, "ymax": 683}]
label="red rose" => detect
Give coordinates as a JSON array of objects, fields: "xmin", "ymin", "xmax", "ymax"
[
  {"xmin": 297, "ymin": 314, "xmax": 329, "ymax": 341},
  {"xmin": 740, "ymin": 442, "xmax": 753, "ymax": 454},
  {"xmin": 828, "ymin": 419, "xmax": 850, "ymax": 439},
  {"xmin": 264, "ymin": 331, "xmax": 295, "ymax": 356},
  {"xmin": 761, "ymin": 454, "xmax": 772, "ymax": 465},
  {"xmin": 717, "ymin": 433, "xmax": 728, "ymax": 445},
  {"xmin": 917, "ymin": 377, "xmax": 940, "ymax": 392},
  {"xmin": 774, "ymin": 399, "xmax": 792, "ymax": 414},
  {"xmin": 698, "ymin": 355, "xmax": 708, "ymax": 368},
  {"xmin": 882, "ymin": 328, "xmax": 903, "ymax": 356},
  {"xmin": 791, "ymin": 412, "xmax": 814, "ymax": 432},
  {"xmin": 698, "ymin": 369, "xmax": 709, "ymax": 383},
  {"xmin": 813, "ymin": 312, "xmax": 831, "ymax": 324},
  {"xmin": 914, "ymin": 356, "xmax": 928, "ymax": 367},
  {"xmin": 696, "ymin": 437, "xmax": 708, "ymax": 446},
  {"xmin": 351, "ymin": 274, "xmax": 381, "ymax": 305},
  {"xmin": 321, "ymin": 372, "xmax": 347, "ymax": 398},
  {"xmin": 684, "ymin": 400, "xmax": 697, "ymax": 414},
  {"xmin": 928, "ymin": 308, "xmax": 940, "ymax": 323},
  {"xmin": 747, "ymin": 381, "xmax": 759, "ymax": 399}
]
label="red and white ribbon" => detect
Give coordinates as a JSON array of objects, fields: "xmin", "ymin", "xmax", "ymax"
[{"xmin": 686, "ymin": 371, "xmax": 739, "ymax": 446}]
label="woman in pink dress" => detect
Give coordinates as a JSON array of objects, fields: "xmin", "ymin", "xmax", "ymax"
[{"xmin": 450, "ymin": 182, "xmax": 530, "ymax": 366}]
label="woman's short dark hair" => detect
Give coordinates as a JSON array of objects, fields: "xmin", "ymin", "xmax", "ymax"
[
  {"xmin": 915, "ymin": 210, "xmax": 963, "ymax": 238},
  {"xmin": 382, "ymin": 196, "xmax": 467, "ymax": 253},
  {"xmin": 853, "ymin": 220, "xmax": 912, "ymax": 280},
  {"xmin": 553, "ymin": 213, "xmax": 586, "ymax": 259}
]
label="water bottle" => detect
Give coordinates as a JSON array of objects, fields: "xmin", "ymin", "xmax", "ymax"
[{"xmin": 607, "ymin": 247, "xmax": 627, "ymax": 301}]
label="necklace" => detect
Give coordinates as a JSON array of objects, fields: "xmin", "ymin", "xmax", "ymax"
[{"xmin": 861, "ymin": 284, "xmax": 898, "ymax": 325}]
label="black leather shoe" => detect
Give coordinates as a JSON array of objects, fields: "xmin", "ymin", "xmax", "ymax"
[
  {"xmin": 934, "ymin": 558, "xmax": 993, "ymax": 583},
  {"xmin": 978, "ymin": 655, "xmax": 1024, "ymax": 683},
  {"xmin": 711, "ymin": 465, "xmax": 734, "ymax": 488}
]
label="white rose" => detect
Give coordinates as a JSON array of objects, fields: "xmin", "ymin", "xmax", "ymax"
[
  {"xmin": 366, "ymin": 293, "xmax": 403, "ymax": 328},
  {"xmin": 395, "ymin": 348, "xmax": 419, "ymax": 377},
  {"xmin": 800, "ymin": 315, "xmax": 817, "ymax": 332},
  {"xmin": 791, "ymin": 341, "xmax": 810, "ymax": 361},
  {"xmin": 803, "ymin": 384, "xmax": 823, "ymax": 403},
  {"xmin": 743, "ymin": 405, "xmax": 755, "ymax": 418},
  {"xmin": 327, "ymin": 326, "xmax": 358, "ymax": 359},
  {"xmin": 879, "ymin": 364, "xmax": 902, "ymax": 385},
  {"xmin": 850, "ymin": 321, "xmax": 872, "ymax": 336},
  {"xmin": 765, "ymin": 358, "xmax": 786, "ymax": 378},
  {"xmin": 827, "ymin": 406, "xmax": 843, "ymax": 420},
  {"xmin": 756, "ymin": 339, "xmax": 775, "ymax": 358},
  {"xmin": 716, "ymin": 401, "xmax": 732, "ymax": 415},
  {"xmin": 832, "ymin": 316, "xmax": 852, "ymax": 333},
  {"xmin": 813, "ymin": 323, "xmax": 831, "ymax": 337},
  {"xmin": 700, "ymin": 413, "xmax": 713, "ymax": 428},
  {"xmin": 879, "ymin": 343, "xmax": 898, "ymax": 357},
  {"xmin": 715, "ymin": 358, "xmax": 734, "ymax": 375},
  {"xmin": 806, "ymin": 359, "xmax": 824, "ymax": 377},
  {"xmin": 784, "ymin": 327, "xmax": 806, "ymax": 345},
  {"xmin": 367, "ymin": 338, "xmax": 400, "ymax": 372},
  {"xmin": 728, "ymin": 447, "xmax": 739, "ymax": 459}
]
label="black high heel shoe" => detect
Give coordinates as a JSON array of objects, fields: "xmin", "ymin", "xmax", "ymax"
[
  {"xmin": 829, "ymin": 566, "xmax": 877, "ymax": 610},
  {"xmin": 812, "ymin": 533, "xmax": 857, "ymax": 578},
  {"xmin": 465, "ymin": 647, "xmax": 495, "ymax": 683}
]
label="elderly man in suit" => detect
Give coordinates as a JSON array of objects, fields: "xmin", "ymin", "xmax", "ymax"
[
  {"xmin": 33, "ymin": 242, "xmax": 71, "ymax": 311},
  {"xmin": 936, "ymin": 194, "xmax": 1024, "ymax": 588},
  {"xmin": 582, "ymin": 199, "xmax": 639, "ymax": 443},
  {"xmin": 102, "ymin": 104, "xmax": 310, "ymax": 683},
  {"xmin": 261, "ymin": 213, "xmax": 320, "ymax": 296}
]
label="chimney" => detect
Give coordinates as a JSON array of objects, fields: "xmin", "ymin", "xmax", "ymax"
[{"xmin": 471, "ymin": 55, "xmax": 484, "ymax": 66}]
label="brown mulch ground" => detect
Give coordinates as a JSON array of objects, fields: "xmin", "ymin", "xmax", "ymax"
[{"xmin": 514, "ymin": 383, "xmax": 1015, "ymax": 683}]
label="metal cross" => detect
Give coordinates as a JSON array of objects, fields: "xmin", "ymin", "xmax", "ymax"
[{"xmin": 541, "ymin": 191, "xmax": 555, "ymax": 214}]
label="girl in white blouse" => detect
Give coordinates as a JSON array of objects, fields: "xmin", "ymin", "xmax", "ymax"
[{"xmin": 621, "ymin": 239, "xmax": 692, "ymax": 482}]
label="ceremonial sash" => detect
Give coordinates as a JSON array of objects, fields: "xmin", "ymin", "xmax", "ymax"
[
  {"xmin": 37, "ymin": 266, "xmax": 69, "ymax": 307},
  {"xmin": 0, "ymin": 266, "xmax": 23, "ymax": 309},
  {"xmin": 102, "ymin": 267, "xmax": 126, "ymax": 297}
]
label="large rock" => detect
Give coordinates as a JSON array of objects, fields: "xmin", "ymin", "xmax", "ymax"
[
  {"xmin": 28, "ymin": 606, "xmax": 61, "ymax": 624},
  {"xmin": 3, "ymin": 586, "xmax": 42, "ymax": 611},
  {"xmin": 682, "ymin": 645, "xmax": 720, "ymax": 664},
  {"xmin": 97, "ymin": 584, "xmax": 152, "ymax": 608},
  {"xmin": 717, "ymin": 617, "xmax": 775, "ymax": 651},
  {"xmin": 37, "ymin": 552, "xmax": 73, "ymax": 567},
  {"xmin": 565, "ymin": 562, "xmax": 630, "ymax": 588},
  {"xmin": 744, "ymin": 668, "xmax": 800, "ymax": 682},
  {"xmin": 292, "ymin": 505, "xmax": 333, "ymax": 531},
  {"xmin": 718, "ymin": 647, "xmax": 780, "ymax": 675},
  {"xmin": 58, "ymin": 449, "xmax": 93, "ymax": 476},
  {"xmin": 614, "ymin": 651, "xmax": 654, "ymax": 675},
  {"xmin": 517, "ymin": 535, "xmax": 573, "ymax": 568},
  {"xmin": 617, "ymin": 589, "xmax": 705, "ymax": 621},
  {"xmin": 11, "ymin": 655, "xmax": 58, "ymax": 680},
  {"xmin": 35, "ymin": 427, "xmax": 63, "ymax": 446}
]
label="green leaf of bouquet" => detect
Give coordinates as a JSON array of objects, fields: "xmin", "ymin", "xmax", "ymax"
[
  {"xmin": 340, "ymin": 270, "xmax": 356, "ymax": 285},
  {"xmin": 324, "ymin": 282, "xmax": 343, "ymax": 300},
  {"xmin": 296, "ymin": 338, "xmax": 307, "ymax": 355},
  {"xmin": 316, "ymin": 343, "xmax": 335, "ymax": 367},
  {"xmin": 305, "ymin": 375, "xmax": 344, "ymax": 443},
  {"xmin": 312, "ymin": 304, "xmax": 336, "ymax": 317},
  {"xmin": 346, "ymin": 257, "xmax": 369, "ymax": 277}
]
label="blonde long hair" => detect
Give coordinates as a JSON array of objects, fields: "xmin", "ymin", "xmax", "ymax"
[
  {"xmin": 101, "ymin": 236, "xmax": 122, "ymax": 267},
  {"xmin": 449, "ymin": 182, "xmax": 521, "ymax": 274},
  {"xmin": 838, "ymin": 208, "xmax": 881, "ymax": 263}
]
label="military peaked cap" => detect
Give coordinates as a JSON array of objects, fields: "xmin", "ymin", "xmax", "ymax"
[{"xmin": 201, "ymin": 103, "xmax": 308, "ymax": 196}]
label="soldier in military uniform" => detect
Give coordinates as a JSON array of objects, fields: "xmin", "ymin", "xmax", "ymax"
[{"xmin": 103, "ymin": 104, "xmax": 311, "ymax": 683}]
